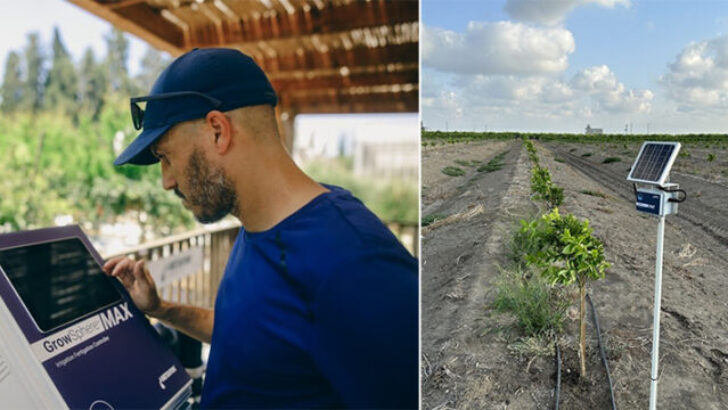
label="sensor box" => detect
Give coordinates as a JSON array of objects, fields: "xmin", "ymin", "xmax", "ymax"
[
  {"xmin": 635, "ymin": 187, "xmax": 679, "ymax": 216},
  {"xmin": 0, "ymin": 225, "xmax": 191, "ymax": 409}
]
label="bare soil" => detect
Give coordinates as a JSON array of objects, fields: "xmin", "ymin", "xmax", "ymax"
[{"xmin": 421, "ymin": 139, "xmax": 728, "ymax": 410}]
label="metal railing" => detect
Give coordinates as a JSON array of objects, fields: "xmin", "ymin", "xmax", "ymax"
[{"xmin": 104, "ymin": 222, "xmax": 418, "ymax": 309}]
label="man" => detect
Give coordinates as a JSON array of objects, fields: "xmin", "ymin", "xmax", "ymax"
[{"xmin": 102, "ymin": 48, "xmax": 418, "ymax": 409}]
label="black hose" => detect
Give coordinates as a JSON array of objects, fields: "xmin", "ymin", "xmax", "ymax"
[
  {"xmin": 587, "ymin": 294, "xmax": 617, "ymax": 410},
  {"xmin": 554, "ymin": 342, "xmax": 561, "ymax": 410}
]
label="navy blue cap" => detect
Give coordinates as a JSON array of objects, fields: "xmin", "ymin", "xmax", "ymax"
[{"xmin": 114, "ymin": 48, "xmax": 278, "ymax": 166}]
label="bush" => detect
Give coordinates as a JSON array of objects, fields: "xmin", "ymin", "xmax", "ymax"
[
  {"xmin": 303, "ymin": 157, "xmax": 417, "ymax": 224},
  {"xmin": 442, "ymin": 166, "xmax": 465, "ymax": 177},
  {"xmin": 494, "ymin": 268, "xmax": 568, "ymax": 336}
]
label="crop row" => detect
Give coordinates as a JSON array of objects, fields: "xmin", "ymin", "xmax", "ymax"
[{"xmin": 499, "ymin": 139, "xmax": 609, "ymax": 378}]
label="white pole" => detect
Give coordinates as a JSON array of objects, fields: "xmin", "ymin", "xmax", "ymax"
[{"xmin": 649, "ymin": 214, "xmax": 666, "ymax": 410}]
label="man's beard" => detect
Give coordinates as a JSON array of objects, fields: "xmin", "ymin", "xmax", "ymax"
[{"xmin": 179, "ymin": 147, "xmax": 238, "ymax": 224}]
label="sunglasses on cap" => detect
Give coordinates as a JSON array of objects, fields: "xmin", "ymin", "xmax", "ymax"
[{"xmin": 130, "ymin": 91, "xmax": 223, "ymax": 130}]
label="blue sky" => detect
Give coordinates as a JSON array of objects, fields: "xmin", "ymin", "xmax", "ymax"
[
  {"xmin": 422, "ymin": 0, "xmax": 728, "ymax": 133},
  {"xmin": 0, "ymin": 1, "xmax": 153, "ymax": 81}
]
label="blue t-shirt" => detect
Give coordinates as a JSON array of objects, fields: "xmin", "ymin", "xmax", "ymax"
[{"xmin": 200, "ymin": 185, "xmax": 418, "ymax": 409}]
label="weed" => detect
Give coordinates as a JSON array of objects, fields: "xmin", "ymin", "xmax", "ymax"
[
  {"xmin": 679, "ymin": 150, "xmax": 690, "ymax": 158},
  {"xmin": 478, "ymin": 151, "xmax": 509, "ymax": 173},
  {"xmin": 580, "ymin": 190, "xmax": 609, "ymax": 199},
  {"xmin": 507, "ymin": 335, "xmax": 554, "ymax": 357},
  {"xmin": 569, "ymin": 148, "xmax": 577, "ymax": 152},
  {"xmin": 602, "ymin": 157, "xmax": 621, "ymax": 164},
  {"xmin": 442, "ymin": 166, "xmax": 465, "ymax": 177},
  {"xmin": 554, "ymin": 157, "xmax": 565, "ymax": 163},
  {"xmin": 494, "ymin": 268, "xmax": 568, "ymax": 336},
  {"xmin": 708, "ymin": 153, "xmax": 716, "ymax": 162},
  {"xmin": 581, "ymin": 152, "xmax": 593, "ymax": 157},
  {"xmin": 422, "ymin": 213, "xmax": 448, "ymax": 226},
  {"xmin": 455, "ymin": 159, "xmax": 475, "ymax": 167}
]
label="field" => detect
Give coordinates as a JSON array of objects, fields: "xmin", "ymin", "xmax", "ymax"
[{"xmin": 421, "ymin": 135, "xmax": 728, "ymax": 409}]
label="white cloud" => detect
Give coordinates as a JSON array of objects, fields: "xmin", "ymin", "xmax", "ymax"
[
  {"xmin": 450, "ymin": 65, "xmax": 651, "ymax": 115},
  {"xmin": 421, "ymin": 71, "xmax": 464, "ymax": 122},
  {"xmin": 505, "ymin": 0, "xmax": 630, "ymax": 26},
  {"xmin": 572, "ymin": 65, "xmax": 653, "ymax": 113},
  {"xmin": 422, "ymin": 21, "xmax": 575, "ymax": 76},
  {"xmin": 456, "ymin": 75, "xmax": 574, "ymax": 104},
  {"xmin": 660, "ymin": 36, "xmax": 728, "ymax": 109}
]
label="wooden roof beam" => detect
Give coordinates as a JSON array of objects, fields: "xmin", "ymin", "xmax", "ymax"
[
  {"xmin": 267, "ymin": 61, "xmax": 418, "ymax": 81},
  {"xmin": 254, "ymin": 42, "xmax": 418, "ymax": 74},
  {"xmin": 281, "ymin": 89, "xmax": 419, "ymax": 114},
  {"xmin": 209, "ymin": 0, "xmax": 418, "ymax": 45},
  {"xmin": 271, "ymin": 68, "xmax": 418, "ymax": 93}
]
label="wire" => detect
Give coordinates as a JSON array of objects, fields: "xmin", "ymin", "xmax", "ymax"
[
  {"xmin": 657, "ymin": 184, "xmax": 687, "ymax": 203},
  {"xmin": 667, "ymin": 188, "xmax": 687, "ymax": 203},
  {"xmin": 587, "ymin": 294, "xmax": 618, "ymax": 410}
]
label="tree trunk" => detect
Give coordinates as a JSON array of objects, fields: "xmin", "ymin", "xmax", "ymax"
[{"xmin": 579, "ymin": 281, "xmax": 587, "ymax": 378}]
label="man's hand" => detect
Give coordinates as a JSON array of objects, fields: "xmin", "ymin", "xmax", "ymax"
[
  {"xmin": 103, "ymin": 256, "xmax": 214, "ymax": 343},
  {"xmin": 103, "ymin": 256, "xmax": 164, "ymax": 318}
]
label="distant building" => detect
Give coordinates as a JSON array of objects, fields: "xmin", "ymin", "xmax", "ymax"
[
  {"xmin": 353, "ymin": 135, "xmax": 418, "ymax": 180},
  {"xmin": 586, "ymin": 124, "xmax": 603, "ymax": 135}
]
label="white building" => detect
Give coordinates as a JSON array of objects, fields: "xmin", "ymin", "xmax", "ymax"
[{"xmin": 586, "ymin": 124, "xmax": 603, "ymax": 135}]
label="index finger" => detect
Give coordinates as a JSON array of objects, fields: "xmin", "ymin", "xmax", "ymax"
[{"xmin": 103, "ymin": 256, "xmax": 130, "ymax": 274}]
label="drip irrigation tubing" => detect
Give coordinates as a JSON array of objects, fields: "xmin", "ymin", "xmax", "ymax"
[
  {"xmin": 553, "ymin": 294, "xmax": 617, "ymax": 410},
  {"xmin": 587, "ymin": 293, "xmax": 617, "ymax": 410},
  {"xmin": 554, "ymin": 343, "xmax": 561, "ymax": 410}
]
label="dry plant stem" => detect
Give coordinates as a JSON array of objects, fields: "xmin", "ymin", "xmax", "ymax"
[{"xmin": 579, "ymin": 280, "xmax": 587, "ymax": 378}]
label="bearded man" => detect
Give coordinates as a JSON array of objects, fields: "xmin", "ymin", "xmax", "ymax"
[{"xmin": 102, "ymin": 48, "xmax": 418, "ymax": 409}]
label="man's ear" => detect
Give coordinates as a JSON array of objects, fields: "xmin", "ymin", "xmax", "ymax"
[{"xmin": 205, "ymin": 110, "xmax": 233, "ymax": 155}]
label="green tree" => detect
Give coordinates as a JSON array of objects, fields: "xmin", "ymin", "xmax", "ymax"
[
  {"xmin": 104, "ymin": 28, "xmax": 132, "ymax": 94},
  {"xmin": 1, "ymin": 51, "xmax": 24, "ymax": 112},
  {"xmin": 45, "ymin": 26, "xmax": 79, "ymax": 115},
  {"xmin": 135, "ymin": 46, "xmax": 170, "ymax": 93},
  {"xmin": 22, "ymin": 32, "xmax": 46, "ymax": 113},
  {"xmin": 78, "ymin": 47, "xmax": 107, "ymax": 120},
  {"xmin": 521, "ymin": 208, "xmax": 610, "ymax": 378}
]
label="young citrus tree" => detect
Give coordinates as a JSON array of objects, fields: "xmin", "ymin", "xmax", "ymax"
[
  {"xmin": 530, "ymin": 166, "xmax": 564, "ymax": 209},
  {"xmin": 520, "ymin": 208, "xmax": 610, "ymax": 377}
]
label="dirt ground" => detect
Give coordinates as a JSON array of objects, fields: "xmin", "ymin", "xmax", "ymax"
[{"xmin": 421, "ymin": 138, "xmax": 728, "ymax": 409}]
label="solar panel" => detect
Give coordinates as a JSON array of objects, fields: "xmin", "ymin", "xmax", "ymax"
[{"xmin": 627, "ymin": 142, "xmax": 681, "ymax": 186}]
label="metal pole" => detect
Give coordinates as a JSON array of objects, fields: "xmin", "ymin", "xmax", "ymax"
[{"xmin": 649, "ymin": 214, "xmax": 666, "ymax": 410}]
